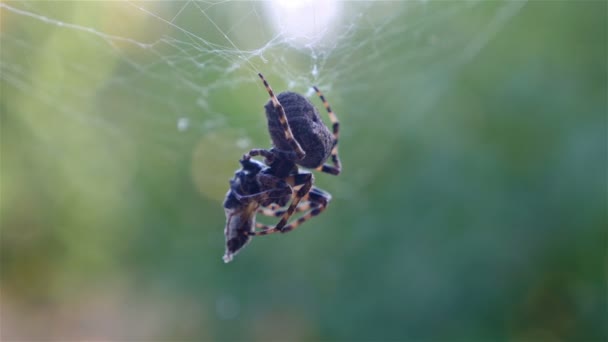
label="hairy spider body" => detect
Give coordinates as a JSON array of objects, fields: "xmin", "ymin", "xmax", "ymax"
[
  {"xmin": 222, "ymin": 73, "xmax": 342, "ymax": 263},
  {"xmin": 265, "ymin": 92, "xmax": 334, "ymax": 169}
]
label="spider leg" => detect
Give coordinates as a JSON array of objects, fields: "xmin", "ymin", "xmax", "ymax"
[
  {"xmin": 258, "ymin": 73, "xmax": 306, "ymax": 160},
  {"xmin": 238, "ymin": 170, "xmax": 315, "ymax": 209},
  {"xmin": 242, "ymin": 148, "xmax": 274, "ymax": 163},
  {"xmin": 247, "ymin": 170, "xmax": 313, "ymax": 235},
  {"xmin": 251, "ymin": 187, "xmax": 331, "ymax": 235},
  {"xmin": 313, "ymin": 86, "xmax": 342, "ymax": 176},
  {"xmin": 232, "ymin": 187, "xmax": 287, "ymax": 204},
  {"xmin": 232, "ymin": 172, "xmax": 292, "ymax": 206},
  {"xmin": 258, "ymin": 203, "xmax": 312, "ymax": 217},
  {"xmin": 257, "ymin": 192, "xmax": 313, "ymax": 217},
  {"xmin": 242, "ymin": 148, "xmax": 300, "ymax": 168}
]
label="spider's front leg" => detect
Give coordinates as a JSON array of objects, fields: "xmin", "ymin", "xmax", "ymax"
[
  {"xmin": 242, "ymin": 148, "xmax": 275, "ymax": 166},
  {"xmin": 243, "ymin": 148, "xmax": 301, "ymax": 167},
  {"xmin": 250, "ymin": 186, "xmax": 331, "ymax": 236}
]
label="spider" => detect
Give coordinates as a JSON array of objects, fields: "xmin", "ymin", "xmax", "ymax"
[{"xmin": 222, "ymin": 73, "xmax": 341, "ymax": 263}]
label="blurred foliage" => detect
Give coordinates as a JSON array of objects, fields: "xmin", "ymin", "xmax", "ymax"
[{"xmin": 1, "ymin": 1, "xmax": 606, "ymax": 341}]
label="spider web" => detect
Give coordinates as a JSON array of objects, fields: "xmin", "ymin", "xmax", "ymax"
[
  {"xmin": 1, "ymin": 0, "xmax": 527, "ymax": 202},
  {"xmin": 4, "ymin": 2, "xmax": 608, "ymax": 341}
]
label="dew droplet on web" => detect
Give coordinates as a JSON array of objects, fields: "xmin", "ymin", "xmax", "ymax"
[
  {"xmin": 227, "ymin": 63, "xmax": 240, "ymax": 72},
  {"xmin": 236, "ymin": 137, "xmax": 251, "ymax": 149},
  {"xmin": 177, "ymin": 117, "xmax": 189, "ymax": 132},
  {"xmin": 196, "ymin": 98, "xmax": 209, "ymax": 109}
]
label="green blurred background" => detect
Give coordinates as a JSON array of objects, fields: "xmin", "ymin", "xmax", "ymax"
[{"xmin": 1, "ymin": 1, "xmax": 606, "ymax": 340}]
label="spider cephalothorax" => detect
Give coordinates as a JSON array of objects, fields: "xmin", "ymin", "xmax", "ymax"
[{"xmin": 222, "ymin": 73, "xmax": 342, "ymax": 263}]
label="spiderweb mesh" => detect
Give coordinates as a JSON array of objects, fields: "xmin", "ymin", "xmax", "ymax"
[
  {"xmin": 1, "ymin": 0, "xmax": 527, "ymax": 203},
  {"xmin": 7, "ymin": 1, "xmax": 608, "ymax": 341}
]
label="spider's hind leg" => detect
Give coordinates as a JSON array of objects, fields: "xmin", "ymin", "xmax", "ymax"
[
  {"xmin": 257, "ymin": 191, "xmax": 314, "ymax": 217},
  {"xmin": 313, "ymin": 86, "xmax": 342, "ymax": 175},
  {"xmin": 258, "ymin": 73, "xmax": 306, "ymax": 160},
  {"xmin": 251, "ymin": 186, "xmax": 331, "ymax": 236},
  {"xmin": 247, "ymin": 170, "xmax": 313, "ymax": 235}
]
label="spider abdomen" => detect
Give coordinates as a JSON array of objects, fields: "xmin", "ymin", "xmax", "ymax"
[{"xmin": 265, "ymin": 92, "xmax": 334, "ymax": 168}]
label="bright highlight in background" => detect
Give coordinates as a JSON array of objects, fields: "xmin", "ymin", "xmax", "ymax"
[{"xmin": 266, "ymin": 0, "xmax": 341, "ymax": 49}]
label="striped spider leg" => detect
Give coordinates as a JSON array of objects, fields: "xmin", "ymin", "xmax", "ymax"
[
  {"xmin": 258, "ymin": 73, "xmax": 306, "ymax": 160},
  {"xmin": 251, "ymin": 186, "xmax": 331, "ymax": 236}
]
